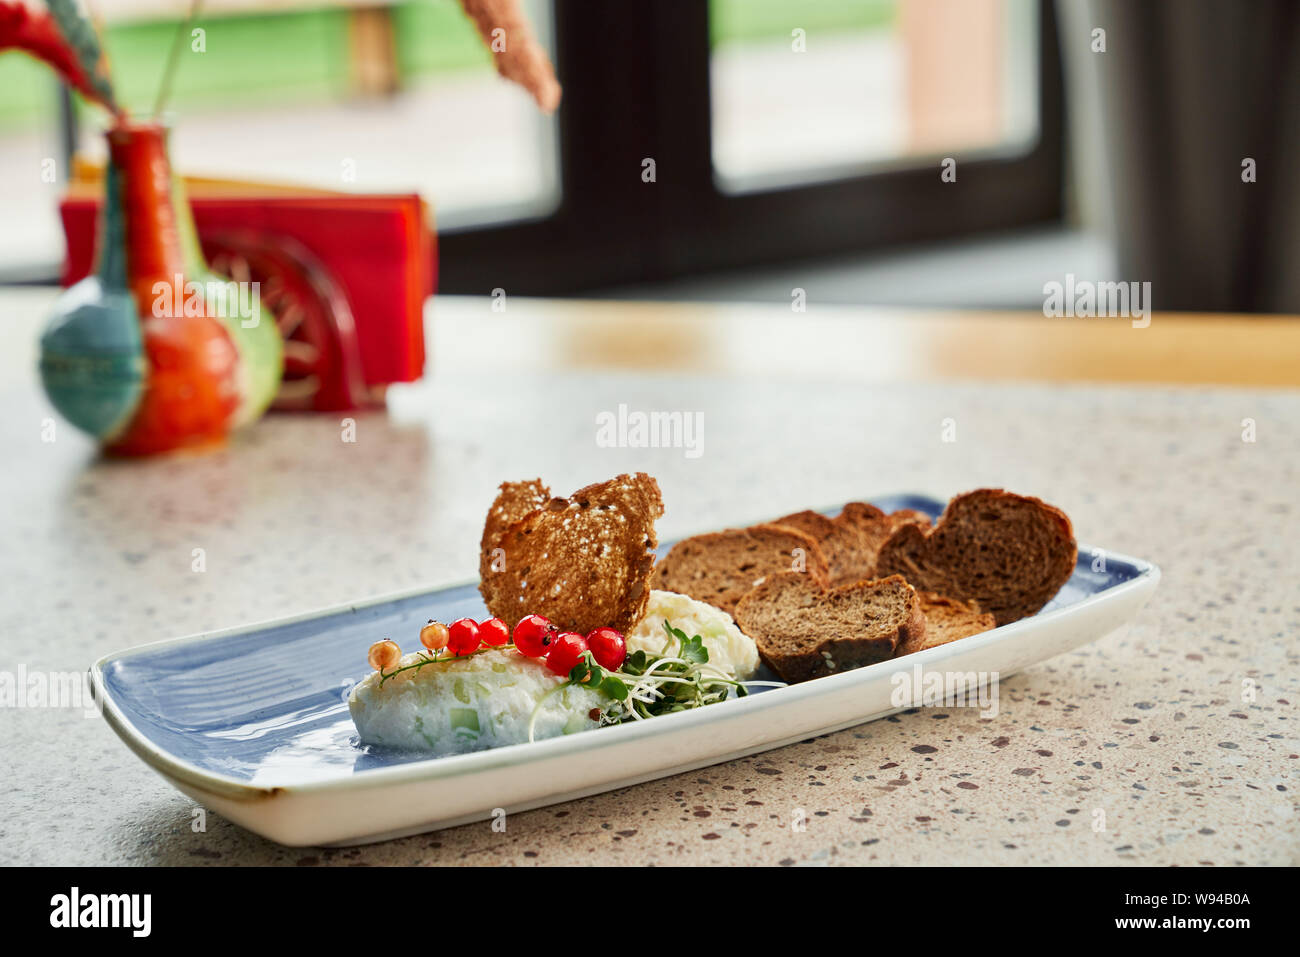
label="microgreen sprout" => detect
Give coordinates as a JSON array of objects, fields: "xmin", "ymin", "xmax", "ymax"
[{"xmin": 526, "ymin": 619, "xmax": 784, "ymax": 742}]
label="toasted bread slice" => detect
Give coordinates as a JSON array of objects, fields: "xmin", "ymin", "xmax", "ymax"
[
  {"xmin": 734, "ymin": 573, "xmax": 925, "ymax": 683},
  {"xmin": 479, "ymin": 473, "xmax": 664, "ymax": 634},
  {"xmin": 895, "ymin": 592, "xmax": 997, "ymax": 657},
  {"xmin": 651, "ymin": 524, "xmax": 829, "ymax": 617},
  {"xmin": 769, "ymin": 510, "xmax": 838, "ymax": 542},
  {"xmin": 772, "ymin": 503, "xmax": 931, "ymax": 586},
  {"xmin": 876, "ymin": 489, "xmax": 1076, "ymax": 626}
]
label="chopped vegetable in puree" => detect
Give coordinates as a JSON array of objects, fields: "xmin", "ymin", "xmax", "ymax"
[{"xmin": 349, "ymin": 647, "xmax": 607, "ymax": 753}]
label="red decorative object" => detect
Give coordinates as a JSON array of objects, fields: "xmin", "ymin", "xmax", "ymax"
[
  {"xmin": 61, "ymin": 188, "xmax": 434, "ymax": 412},
  {"xmin": 0, "ymin": 2, "xmax": 119, "ymax": 114},
  {"xmin": 203, "ymin": 232, "xmax": 369, "ymax": 412}
]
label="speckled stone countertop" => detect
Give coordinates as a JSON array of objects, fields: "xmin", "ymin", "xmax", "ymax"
[{"xmin": 1, "ymin": 290, "xmax": 1296, "ymax": 866}]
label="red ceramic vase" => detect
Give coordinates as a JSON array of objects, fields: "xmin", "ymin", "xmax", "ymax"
[{"xmin": 103, "ymin": 122, "xmax": 240, "ymax": 456}]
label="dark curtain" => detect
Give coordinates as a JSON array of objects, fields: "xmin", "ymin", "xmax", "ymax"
[{"xmin": 1061, "ymin": 0, "xmax": 1300, "ymax": 312}]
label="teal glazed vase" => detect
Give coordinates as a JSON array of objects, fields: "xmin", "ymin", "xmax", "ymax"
[
  {"xmin": 39, "ymin": 157, "xmax": 145, "ymax": 441},
  {"xmin": 38, "ymin": 121, "xmax": 246, "ymax": 456}
]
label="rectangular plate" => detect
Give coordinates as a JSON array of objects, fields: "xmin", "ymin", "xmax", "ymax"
[{"xmin": 91, "ymin": 494, "xmax": 1160, "ymax": 846}]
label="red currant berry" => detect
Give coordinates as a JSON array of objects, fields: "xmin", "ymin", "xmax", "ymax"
[
  {"xmin": 586, "ymin": 627, "xmax": 626, "ymax": 671},
  {"xmin": 447, "ymin": 618, "xmax": 480, "ymax": 656},
  {"xmin": 478, "ymin": 617, "xmax": 510, "ymax": 646},
  {"xmin": 513, "ymin": 614, "xmax": 555, "ymax": 658},
  {"xmin": 546, "ymin": 632, "xmax": 588, "ymax": 677}
]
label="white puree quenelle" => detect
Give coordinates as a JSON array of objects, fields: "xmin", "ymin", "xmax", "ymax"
[
  {"xmin": 625, "ymin": 590, "xmax": 760, "ymax": 680},
  {"xmin": 349, "ymin": 647, "xmax": 606, "ymax": 753}
]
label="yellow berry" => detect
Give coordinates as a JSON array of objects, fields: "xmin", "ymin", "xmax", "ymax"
[
  {"xmin": 368, "ymin": 640, "xmax": 401, "ymax": 672},
  {"xmin": 420, "ymin": 621, "xmax": 449, "ymax": 651}
]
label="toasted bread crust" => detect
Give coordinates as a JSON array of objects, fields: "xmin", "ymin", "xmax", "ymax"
[
  {"xmin": 876, "ymin": 489, "xmax": 1076, "ymax": 626},
  {"xmin": 478, "ymin": 473, "xmax": 664, "ymax": 634}
]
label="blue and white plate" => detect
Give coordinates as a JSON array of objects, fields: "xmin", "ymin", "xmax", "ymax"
[{"xmin": 90, "ymin": 494, "xmax": 1160, "ymax": 846}]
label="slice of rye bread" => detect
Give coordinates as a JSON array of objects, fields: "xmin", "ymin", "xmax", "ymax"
[
  {"xmin": 772, "ymin": 503, "xmax": 932, "ymax": 585},
  {"xmin": 894, "ymin": 592, "xmax": 997, "ymax": 657},
  {"xmin": 768, "ymin": 509, "xmax": 838, "ymax": 542},
  {"xmin": 478, "ymin": 472, "xmax": 665, "ymax": 634},
  {"xmin": 733, "ymin": 573, "xmax": 925, "ymax": 683},
  {"xmin": 876, "ymin": 489, "xmax": 1077, "ymax": 627},
  {"xmin": 651, "ymin": 524, "xmax": 830, "ymax": 617}
]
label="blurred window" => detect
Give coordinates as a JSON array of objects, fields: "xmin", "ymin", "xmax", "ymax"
[
  {"xmin": 1, "ymin": 0, "xmax": 1061, "ymax": 293},
  {"xmin": 710, "ymin": 0, "xmax": 1041, "ymax": 192}
]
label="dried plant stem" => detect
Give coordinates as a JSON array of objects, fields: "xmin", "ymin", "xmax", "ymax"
[{"xmin": 153, "ymin": 0, "xmax": 201, "ymax": 119}]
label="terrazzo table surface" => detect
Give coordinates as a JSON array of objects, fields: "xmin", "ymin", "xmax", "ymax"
[{"xmin": 1, "ymin": 291, "xmax": 1296, "ymax": 866}]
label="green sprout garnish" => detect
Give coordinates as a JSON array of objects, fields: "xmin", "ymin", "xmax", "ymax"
[{"xmin": 526, "ymin": 619, "xmax": 773, "ymax": 742}]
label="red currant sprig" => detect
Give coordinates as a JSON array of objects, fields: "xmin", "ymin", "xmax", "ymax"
[{"xmin": 367, "ymin": 614, "xmax": 627, "ymax": 684}]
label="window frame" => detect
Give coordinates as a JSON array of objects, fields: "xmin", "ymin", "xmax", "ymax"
[{"xmin": 436, "ymin": 0, "xmax": 1065, "ymax": 295}]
